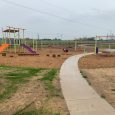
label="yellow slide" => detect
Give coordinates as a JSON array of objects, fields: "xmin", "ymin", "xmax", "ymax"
[{"xmin": 0, "ymin": 44, "xmax": 10, "ymax": 53}]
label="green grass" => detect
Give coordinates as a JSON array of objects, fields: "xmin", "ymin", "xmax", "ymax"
[
  {"xmin": 5, "ymin": 68, "xmax": 41, "ymax": 83},
  {"xmin": 0, "ymin": 66, "xmax": 61, "ymax": 115},
  {"xmin": 0, "ymin": 66, "xmax": 43, "ymax": 101},
  {"xmin": 15, "ymin": 109, "xmax": 60, "ymax": 115},
  {"xmin": 15, "ymin": 109, "xmax": 53, "ymax": 115},
  {"xmin": 0, "ymin": 85, "xmax": 17, "ymax": 100},
  {"xmin": 17, "ymin": 110, "xmax": 38, "ymax": 115},
  {"xmin": 55, "ymin": 113, "xmax": 60, "ymax": 115},
  {"xmin": 41, "ymin": 69, "xmax": 59, "ymax": 97},
  {"xmin": 41, "ymin": 69, "xmax": 57, "ymax": 81}
]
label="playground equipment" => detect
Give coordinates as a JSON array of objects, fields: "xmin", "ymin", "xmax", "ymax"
[
  {"xmin": 0, "ymin": 44, "xmax": 10, "ymax": 53},
  {"xmin": 63, "ymin": 48, "xmax": 68, "ymax": 53},
  {"xmin": 21, "ymin": 44, "xmax": 36, "ymax": 54},
  {"xmin": 1, "ymin": 26, "xmax": 39, "ymax": 55}
]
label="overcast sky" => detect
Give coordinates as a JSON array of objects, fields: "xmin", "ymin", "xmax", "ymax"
[{"xmin": 0, "ymin": 0, "xmax": 115, "ymax": 39}]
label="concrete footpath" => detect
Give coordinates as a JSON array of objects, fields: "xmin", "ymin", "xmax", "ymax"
[{"xmin": 60, "ymin": 53, "xmax": 115, "ymax": 115}]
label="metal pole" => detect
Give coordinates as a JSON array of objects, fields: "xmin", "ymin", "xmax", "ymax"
[
  {"xmin": 33, "ymin": 38, "xmax": 35, "ymax": 50},
  {"xmin": 14, "ymin": 28, "xmax": 16, "ymax": 53},
  {"xmin": 36, "ymin": 40, "xmax": 38, "ymax": 52},
  {"xmin": 75, "ymin": 40, "xmax": 77, "ymax": 51},
  {"xmin": 5, "ymin": 32, "xmax": 6, "ymax": 44},
  {"xmin": 22, "ymin": 29, "xmax": 25, "ymax": 53},
  {"xmin": 41, "ymin": 39, "xmax": 42, "ymax": 49},
  {"xmin": 95, "ymin": 36, "xmax": 97, "ymax": 54},
  {"xmin": 9, "ymin": 27, "xmax": 12, "ymax": 52},
  {"xmin": 2, "ymin": 28, "xmax": 4, "ymax": 45}
]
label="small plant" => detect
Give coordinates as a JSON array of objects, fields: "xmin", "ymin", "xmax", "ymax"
[
  {"xmin": 80, "ymin": 70, "xmax": 87, "ymax": 78},
  {"xmin": 82, "ymin": 75, "xmax": 87, "ymax": 78},
  {"xmin": 87, "ymin": 81, "xmax": 91, "ymax": 85},
  {"xmin": 101, "ymin": 94, "xmax": 106, "ymax": 99},
  {"xmin": 55, "ymin": 112, "xmax": 60, "ymax": 115},
  {"xmin": 111, "ymin": 89, "xmax": 115, "ymax": 91}
]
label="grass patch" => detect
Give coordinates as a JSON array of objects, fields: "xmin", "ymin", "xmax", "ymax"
[
  {"xmin": 13, "ymin": 100, "xmax": 53, "ymax": 115},
  {"xmin": 15, "ymin": 109, "xmax": 53, "ymax": 115},
  {"xmin": 5, "ymin": 68, "xmax": 41, "ymax": 83},
  {"xmin": 16, "ymin": 110, "xmax": 38, "ymax": 115},
  {"xmin": 14, "ymin": 109, "xmax": 60, "ymax": 115},
  {"xmin": 82, "ymin": 74, "xmax": 87, "ymax": 78},
  {"xmin": 0, "ymin": 66, "xmax": 43, "ymax": 101},
  {"xmin": 41, "ymin": 69, "xmax": 58, "ymax": 97},
  {"xmin": 80, "ymin": 70, "xmax": 87, "ymax": 78},
  {"xmin": 0, "ymin": 85, "xmax": 17, "ymax": 100},
  {"xmin": 55, "ymin": 113, "xmax": 60, "ymax": 115},
  {"xmin": 41, "ymin": 69, "xmax": 57, "ymax": 81}
]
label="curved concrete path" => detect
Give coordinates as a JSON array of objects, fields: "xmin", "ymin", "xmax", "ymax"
[{"xmin": 60, "ymin": 53, "xmax": 115, "ymax": 115}]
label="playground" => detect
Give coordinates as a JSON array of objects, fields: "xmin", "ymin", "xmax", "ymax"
[
  {"xmin": 0, "ymin": 27, "xmax": 115, "ymax": 114},
  {"xmin": 0, "ymin": 27, "xmax": 40, "ymax": 55},
  {"xmin": 0, "ymin": 27, "xmax": 83, "ymax": 68},
  {"xmin": 0, "ymin": 27, "xmax": 84, "ymax": 115},
  {"xmin": 0, "ymin": 47, "xmax": 80, "ymax": 114}
]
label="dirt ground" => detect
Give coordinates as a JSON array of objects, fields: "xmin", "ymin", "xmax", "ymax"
[
  {"xmin": 79, "ymin": 54, "xmax": 115, "ymax": 69},
  {"xmin": 79, "ymin": 54, "xmax": 115, "ymax": 108},
  {"xmin": 0, "ymin": 68, "xmax": 69, "ymax": 115},
  {"xmin": 0, "ymin": 48, "xmax": 82, "ymax": 69},
  {"xmin": 80, "ymin": 68, "xmax": 115, "ymax": 108},
  {"xmin": 0, "ymin": 48, "xmax": 82, "ymax": 115}
]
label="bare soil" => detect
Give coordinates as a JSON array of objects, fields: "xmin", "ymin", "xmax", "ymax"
[
  {"xmin": 0, "ymin": 70, "xmax": 69, "ymax": 115},
  {"xmin": 81, "ymin": 68, "xmax": 115, "ymax": 108},
  {"xmin": 0, "ymin": 48, "xmax": 80, "ymax": 115},
  {"xmin": 0, "ymin": 48, "xmax": 81, "ymax": 69},
  {"xmin": 79, "ymin": 54, "xmax": 115, "ymax": 69},
  {"xmin": 0, "ymin": 47, "xmax": 85, "ymax": 115},
  {"xmin": 79, "ymin": 54, "xmax": 115, "ymax": 108}
]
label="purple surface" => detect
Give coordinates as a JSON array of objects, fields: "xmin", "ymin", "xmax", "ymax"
[{"xmin": 21, "ymin": 44, "xmax": 36, "ymax": 54}]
